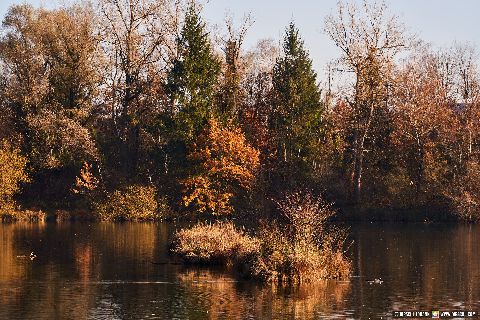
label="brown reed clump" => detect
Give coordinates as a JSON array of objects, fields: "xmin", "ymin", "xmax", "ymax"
[{"xmin": 172, "ymin": 221, "xmax": 260, "ymax": 265}]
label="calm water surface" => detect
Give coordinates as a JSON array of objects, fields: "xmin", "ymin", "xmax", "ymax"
[{"xmin": 0, "ymin": 222, "xmax": 479, "ymax": 319}]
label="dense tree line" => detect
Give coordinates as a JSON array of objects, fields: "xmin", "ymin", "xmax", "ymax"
[{"xmin": 0, "ymin": 0, "xmax": 479, "ymax": 221}]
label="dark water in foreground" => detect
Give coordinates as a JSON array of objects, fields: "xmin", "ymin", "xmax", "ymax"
[{"xmin": 0, "ymin": 222, "xmax": 479, "ymax": 319}]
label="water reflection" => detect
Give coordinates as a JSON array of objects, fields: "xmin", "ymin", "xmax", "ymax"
[
  {"xmin": 176, "ymin": 269, "xmax": 350, "ymax": 319},
  {"xmin": 0, "ymin": 222, "xmax": 479, "ymax": 319},
  {"xmin": 350, "ymin": 224, "xmax": 480, "ymax": 318}
]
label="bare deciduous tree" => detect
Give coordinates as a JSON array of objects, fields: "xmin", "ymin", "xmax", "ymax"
[
  {"xmin": 217, "ymin": 13, "xmax": 253, "ymax": 120},
  {"xmin": 98, "ymin": 0, "xmax": 178, "ymax": 176},
  {"xmin": 325, "ymin": 0, "xmax": 409, "ymax": 202}
]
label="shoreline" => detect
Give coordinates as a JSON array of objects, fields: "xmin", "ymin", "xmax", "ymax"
[{"xmin": 0, "ymin": 206, "xmax": 462, "ymax": 224}]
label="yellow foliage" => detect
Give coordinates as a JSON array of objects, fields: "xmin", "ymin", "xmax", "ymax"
[
  {"xmin": 182, "ymin": 176, "xmax": 233, "ymax": 214},
  {"xmin": 72, "ymin": 162, "xmax": 98, "ymax": 195},
  {"xmin": 95, "ymin": 185, "xmax": 159, "ymax": 221},
  {"xmin": 0, "ymin": 141, "xmax": 29, "ymax": 212}
]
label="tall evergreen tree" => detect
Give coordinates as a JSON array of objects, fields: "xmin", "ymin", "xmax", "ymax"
[
  {"xmin": 167, "ymin": 4, "xmax": 221, "ymax": 141},
  {"xmin": 271, "ymin": 22, "xmax": 325, "ymax": 177}
]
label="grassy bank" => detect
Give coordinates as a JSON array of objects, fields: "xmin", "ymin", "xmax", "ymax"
[{"xmin": 0, "ymin": 209, "xmax": 47, "ymax": 222}]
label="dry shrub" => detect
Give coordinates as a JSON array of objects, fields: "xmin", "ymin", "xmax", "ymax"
[
  {"xmin": 251, "ymin": 224, "xmax": 350, "ymax": 284},
  {"xmin": 277, "ymin": 191, "xmax": 334, "ymax": 243},
  {"xmin": 251, "ymin": 191, "xmax": 351, "ymax": 284},
  {"xmin": 1, "ymin": 209, "xmax": 46, "ymax": 222},
  {"xmin": 172, "ymin": 221, "xmax": 259, "ymax": 265},
  {"xmin": 95, "ymin": 184, "xmax": 162, "ymax": 221}
]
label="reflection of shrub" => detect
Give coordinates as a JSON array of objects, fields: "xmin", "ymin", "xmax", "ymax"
[
  {"xmin": 172, "ymin": 192, "xmax": 351, "ymax": 284},
  {"xmin": 176, "ymin": 269, "xmax": 351, "ymax": 318},
  {"xmin": 0, "ymin": 141, "xmax": 29, "ymax": 216},
  {"xmin": 172, "ymin": 221, "xmax": 259, "ymax": 265},
  {"xmin": 95, "ymin": 185, "xmax": 162, "ymax": 221}
]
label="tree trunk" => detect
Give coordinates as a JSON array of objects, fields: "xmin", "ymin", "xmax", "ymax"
[{"xmin": 352, "ymin": 134, "xmax": 365, "ymax": 203}]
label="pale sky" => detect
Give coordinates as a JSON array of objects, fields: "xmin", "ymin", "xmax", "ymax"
[{"xmin": 1, "ymin": 0, "xmax": 479, "ymax": 82}]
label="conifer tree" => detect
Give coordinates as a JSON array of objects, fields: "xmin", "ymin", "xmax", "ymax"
[
  {"xmin": 167, "ymin": 4, "xmax": 221, "ymax": 140},
  {"xmin": 271, "ymin": 22, "xmax": 325, "ymax": 175}
]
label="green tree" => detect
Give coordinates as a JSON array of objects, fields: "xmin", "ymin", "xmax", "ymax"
[
  {"xmin": 271, "ymin": 22, "xmax": 325, "ymax": 182},
  {"xmin": 166, "ymin": 3, "xmax": 221, "ymax": 141}
]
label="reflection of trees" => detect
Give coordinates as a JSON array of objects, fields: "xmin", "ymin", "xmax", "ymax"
[
  {"xmin": 0, "ymin": 222, "xmax": 98, "ymax": 319},
  {"xmin": 0, "ymin": 223, "xmax": 43, "ymax": 281},
  {"xmin": 95, "ymin": 223, "xmax": 158, "ymax": 274},
  {"xmin": 0, "ymin": 223, "xmax": 42, "ymax": 306},
  {"xmin": 0, "ymin": 222, "xmax": 164, "ymax": 319},
  {"xmin": 82, "ymin": 223, "xmax": 166, "ymax": 318},
  {"xmin": 352, "ymin": 224, "xmax": 480, "ymax": 316},
  {"xmin": 74, "ymin": 241, "xmax": 93, "ymax": 283},
  {"xmin": 176, "ymin": 269, "xmax": 350, "ymax": 319},
  {"xmin": 1, "ymin": 223, "xmax": 479, "ymax": 319}
]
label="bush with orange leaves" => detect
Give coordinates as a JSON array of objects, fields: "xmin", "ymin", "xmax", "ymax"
[
  {"xmin": 72, "ymin": 162, "xmax": 99, "ymax": 196},
  {"xmin": 182, "ymin": 119, "xmax": 260, "ymax": 215}
]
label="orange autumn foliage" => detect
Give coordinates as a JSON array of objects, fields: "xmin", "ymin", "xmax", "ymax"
[
  {"xmin": 72, "ymin": 162, "xmax": 98, "ymax": 195},
  {"xmin": 182, "ymin": 119, "xmax": 260, "ymax": 215}
]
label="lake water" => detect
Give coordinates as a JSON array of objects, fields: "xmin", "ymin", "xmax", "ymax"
[{"xmin": 0, "ymin": 222, "xmax": 479, "ymax": 319}]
